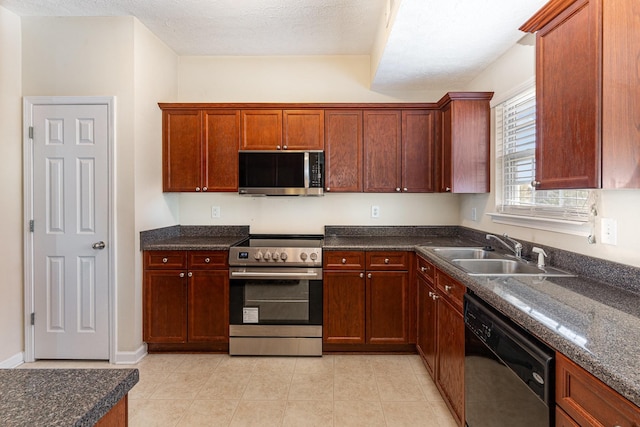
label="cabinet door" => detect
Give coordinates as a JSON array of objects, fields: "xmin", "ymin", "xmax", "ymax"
[
  {"xmin": 324, "ymin": 110, "xmax": 363, "ymax": 192},
  {"xmin": 204, "ymin": 110, "xmax": 240, "ymax": 192},
  {"xmin": 436, "ymin": 297, "xmax": 465, "ymax": 426},
  {"xmin": 364, "ymin": 110, "xmax": 402, "ymax": 192},
  {"xmin": 402, "ymin": 110, "xmax": 436, "ymax": 192},
  {"xmin": 534, "ymin": 0, "xmax": 600, "ymax": 189},
  {"xmin": 283, "ymin": 110, "xmax": 324, "ymax": 150},
  {"xmin": 143, "ymin": 270, "xmax": 187, "ymax": 343},
  {"xmin": 162, "ymin": 109, "xmax": 202, "ymax": 192},
  {"xmin": 416, "ymin": 275, "xmax": 437, "ymax": 377},
  {"xmin": 240, "ymin": 110, "xmax": 283, "ymax": 150},
  {"xmin": 188, "ymin": 270, "xmax": 229, "ymax": 343},
  {"xmin": 366, "ymin": 271, "xmax": 409, "ymax": 344},
  {"xmin": 323, "ymin": 270, "xmax": 365, "ymax": 344}
]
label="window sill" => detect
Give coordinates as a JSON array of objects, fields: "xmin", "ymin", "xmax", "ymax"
[{"xmin": 487, "ymin": 212, "xmax": 591, "ymax": 236}]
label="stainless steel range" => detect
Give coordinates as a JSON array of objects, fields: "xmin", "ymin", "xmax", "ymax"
[{"xmin": 228, "ymin": 235, "xmax": 323, "ymax": 356}]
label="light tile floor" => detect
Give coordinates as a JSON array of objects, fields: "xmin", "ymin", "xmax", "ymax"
[{"xmin": 22, "ymin": 354, "xmax": 458, "ymax": 426}]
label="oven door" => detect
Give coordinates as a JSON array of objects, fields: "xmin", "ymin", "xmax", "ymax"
[{"xmin": 229, "ymin": 267, "xmax": 322, "ymax": 326}]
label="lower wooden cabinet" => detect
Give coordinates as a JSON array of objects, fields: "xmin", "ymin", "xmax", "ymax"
[
  {"xmin": 323, "ymin": 250, "xmax": 413, "ymax": 351},
  {"xmin": 556, "ymin": 351, "xmax": 640, "ymax": 426},
  {"xmin": 143, "ymin": 250, "xmax": 229, "ymax": 351},
  {"xmin": 416, "ymin": 255, "xmax": 465, "ymax": 426}
]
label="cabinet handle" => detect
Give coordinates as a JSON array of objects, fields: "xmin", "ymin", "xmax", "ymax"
[
  {"xmin": 341, "ymin": 258, "xmax": 347, "ymax": 264},
  {"xmin": 277, "ymin": 145, "xmax": 282, "ymax": 150},
  {"xmin": 202, "ymin": 186, "xmax": 208, "ymax": 191},
  {"xmin": 367, "ymin": 273, "xmax": 372, "ymax": 279},
  {"xmin": 179, "ymin": 272, "xmax": 185, "ymax": 278},
  {"xmin": 395, "ymin": 187, "xmax": 401, "ymax": 192},
  {"xmin": 445, "ymin": 187, "xmax": 451, "ymax": 192},
  {"xmin": 531, "ymin": 180, "xmax": 541, "ymax": 188},
  {"xmin": 384, "ymin": 258, "xmax": 390, "ymax": 264},
  {"xmin": 195, "ymin": 187, "xmax": 201, "ymax": 192},
  {"xmin": 421, "ymin": 266, "xmax": 428, "ymax": 272},
  {"xmin": 445, "ymin": 285, "xmax": 453, "ymax": 292},
  {"xmin": 432, "ymin": 294, "xmax": 440, "ymax": 301},
  {"xmin": 403, "ymin": 188, "xmax": 408, "ymax": 192},
  {"xmin": 428, "ymin": 291, "xmax": 434, "ymax": 297},
  {"xmin": 188, "ymin": 272, "xmax": 193, "ymax": 277},
  {"xmin": 204, "ymin": 257, "xmax": 211, "ymax": 263},
  {"xmin": 283, "ymin": 145, "xmax": 288, "ymax": 150},
  {"xmin": 360, "ymin": 273, "xmax": 364, "ymax": 278},
  {"xmin": 326, "ymin": 187, "xmax": 331, "ymax": 192},
  {"xmin": 162, "ymin": 257, "xmax": 168, "ymax": 263}
]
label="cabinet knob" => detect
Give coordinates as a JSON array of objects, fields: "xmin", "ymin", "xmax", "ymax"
[
  {"xmin": 202, "ymin": 186, "xmax": 208, "ymax": 192},
  {"xmin": 445, "ymin": 285, "xmax": 453, "ymax": 292},
  {"xmin": 188, "ymin": 272, "xmax": 193, "ymax": 277},
  {"xmin": 341, "ymin": 258, "xmax": 347, "ymax": 264},
  {"xmin": 326, "ymin": 187, "xmax": 330, "ymax": 192},
  {"xmin": 531, "ymin": 180, "xmax": 541, "ymax": 188},
  {"xmin": 367, "ymin": 273, "xmax": 372, "ymax": 279},
  {"xmin": 204, "ymin": 257, "xmax": 211, "ymax": 263},
  {"xmin": 179, "ymin": 272, "xmax": 185, "ymax": 278},
  {"xmin": 360, "ymin": 273, "xmax": 364, "ymax": 278},
  {"xmin": 283, "ymin": 145, "xmax": 288, "ymax": 150},
  {"xmin": 384, "ymin": 258, "xmax": 390, "ymax": 264},
  {"xmin": 395, "ymin": 187, "xmax": 401, "ymax": 192},
  {"xmin": 195, "ymin": 187, "xmax": 201, "ymax": 192},
  {"xmin": 162, "ymin": 258, "xmax": 168, "ymax": 263},
  {"xmin": 403, "ymin": 188, "xmax": 408, "ymax": 192},
  {"xmin": 432, "ymin": 294, "xmax": 440, "ymax": 300},
  {"xmin": 421, "ymin": 266, "xmax": 427, "ymax": 272},
  {"xmin": 445, "ymin": 187, "xmax": 451, "ymax": 192},
  {"xmin": 276, "ymin": 145, "xmax": 282, "ymax": 150},
  {"xmin": 428, "ymin": 291, "xmax": 434, "ymax": 297}
]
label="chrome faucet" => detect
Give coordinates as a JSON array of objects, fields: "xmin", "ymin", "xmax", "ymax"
[{"xmin": 486, "ymin": 233, "xmax": 523, "ymax": 258}]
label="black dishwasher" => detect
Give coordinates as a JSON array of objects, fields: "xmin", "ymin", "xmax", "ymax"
[{"xmin": 464, "ymin": 292, "xmax": 554, "ymax": 427}]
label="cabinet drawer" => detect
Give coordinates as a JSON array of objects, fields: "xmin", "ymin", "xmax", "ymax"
[
  {"xmin": 416, "ymin": 256, "xmax": 435, "ymax": 283},
  {"xmin": 188, "ymin": 251, "xmax": 228, "ymax": 269},
  {"xmin": 324, "ymin": 251, "xmax": 365, "ymax": 270},
  {"xmin": 436, "ymin": 270, "xmax": 465, "ymax": 311},
  {"xmin": 144, "ymin": 251, "xmax": 187, "ymax": 269},
  {"xmin": 556, "ymin": 352, "xmax": 640, "ymax": 427},
  {"xmin": 366, "ymin": 251, "xmax": 409, "ymax": 270}
]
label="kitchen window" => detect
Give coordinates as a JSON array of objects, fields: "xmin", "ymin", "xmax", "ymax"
[{"xmin": 492, "ymin": 83, "xmax": 592, "ymax": 233}]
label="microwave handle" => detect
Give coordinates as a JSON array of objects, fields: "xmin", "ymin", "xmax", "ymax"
[{"xmin": 304, "ymin": 152, "xmax": 310, "ymax": 189}]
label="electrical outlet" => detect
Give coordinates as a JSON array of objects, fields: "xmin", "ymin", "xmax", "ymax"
[
  {"xmin": 211, "ymin": 206, "xmax": 221, "ymax": 218},
  {"xmin": 371, "ymin": 205, "xmax": 380, "ymax": 218},
  {"xmin": 471, "ymin": 207, "xmax": 478, "ymax": 222},
  {"xmin": 600, "ymin": 218, "xmax": 617, "ymax": 245}
]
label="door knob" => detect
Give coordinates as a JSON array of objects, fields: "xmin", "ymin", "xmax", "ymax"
[{"xmin": 92, "ymin": 241, "xmax": 106, "ymax": 250}]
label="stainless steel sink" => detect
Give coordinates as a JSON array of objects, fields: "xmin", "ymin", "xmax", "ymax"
[
  {"xmin": 451, "ymin": 258, "xmax": 574, "ymax": 277},
  {"xmin": 430, "ymin": 247, "xmax": 498, "ymax": 259}
]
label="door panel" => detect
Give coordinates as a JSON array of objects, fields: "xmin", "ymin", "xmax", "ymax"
[{"xmin": 32, "ymin": 103, "xmax": 109, "ymax": 359}]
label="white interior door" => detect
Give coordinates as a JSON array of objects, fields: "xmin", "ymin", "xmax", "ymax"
[{"xmin": 31, "ymin": 103, "xmax": 110, "ymax": 359}]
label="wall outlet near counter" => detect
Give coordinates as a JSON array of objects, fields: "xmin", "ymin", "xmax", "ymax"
[
  {"xmin": 371, "ymin": 205, "xmax": 380, "ymax": 218},
  {"xmin": 211, "ymin": 206, "xmax": 221, "ymax": 218},
  {"xmin": 471, "ymin": 207, "xmax": 478, "ymax": 221},
  {"xmin": 600, "ymin": 217, "xmax": 617, "ymax": 245}
]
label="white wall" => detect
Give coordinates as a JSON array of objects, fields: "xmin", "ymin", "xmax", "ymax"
[
  {"xmin": 0, "ymin": 6, "xmax": 24, "ymax": 366},
  {"xmin": 132, "ymin": 19, "xmax": 179, "ymax": 356},
  {"xmin": 462, "ymin": 40, "xmax": 640, "ymax": 268},
  {"xmin": 176, "ymin": 55, "xmax": 459, "ymax": 230}
]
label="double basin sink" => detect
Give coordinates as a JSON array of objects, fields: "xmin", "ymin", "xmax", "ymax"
[{"xmin": 429, "ymin": 247, "xmax": 575, "ymax": 277}]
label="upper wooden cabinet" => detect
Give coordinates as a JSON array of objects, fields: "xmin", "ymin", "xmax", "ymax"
[
  {"xmin": 324, "ymin": 110, "xmax": 364, "ymax": 192},
  {"xmin": 402, "ymin": 110, "xmax": 437, "ymax": 193},
  {"xmin": 240, "ymin": 109, "xmax": 324, "ymax": 150},
  {"xmin": 437, "ymin": 93, "xmax": 492, "ymax": 193},
  {"xmin": 162, "ymin": 108, "xmax": 240, "ymax": 192},
  {"xmin": 364, "ymin": 110, "xmax": 403, "ymax": 192},
  {"xmin": 521, "ymin": 0, "xmax": 640, "ymax": 189}
]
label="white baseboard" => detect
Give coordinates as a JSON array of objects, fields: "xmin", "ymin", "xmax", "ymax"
[
  {"xmin": 0, "ymin": 352, "xmax": 25, "ymax": 368},
  {"xmin": 114, "ymin": 343, "xmax": 147, "ymax": 365}
]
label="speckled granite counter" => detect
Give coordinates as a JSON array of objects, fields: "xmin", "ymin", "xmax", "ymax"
[
  {"xmin": 0, "ymin": 368, "xmax": 138, "ymax": 427},
  {"xmin": 140, "ymin": 225, "xmax": 249, "ymax": 250},
  {"xmin": 415, "ymin": 245, "xmax": 640, "ymax": 409}
]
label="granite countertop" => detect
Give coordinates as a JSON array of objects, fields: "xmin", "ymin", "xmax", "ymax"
[
  {"xmin": 414, "ymin": 245, "xmax": 640, "ymax": 408},
  {"xmin": 0, "ymin": 368, "xmax": 139, "ymax": 427},
  {"xmin": 140, "ymin": 225, "xmax": 249, "ymax": 251}
]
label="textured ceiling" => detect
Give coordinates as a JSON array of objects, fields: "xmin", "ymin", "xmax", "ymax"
[{"xmin": 0, "ymin": 0, "xmax": 547, "ymax": 90}]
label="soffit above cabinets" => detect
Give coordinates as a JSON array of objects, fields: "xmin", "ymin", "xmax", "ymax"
[{"xmin": 1, "ymin": 0, "xmax": 547, "ymax": 91}]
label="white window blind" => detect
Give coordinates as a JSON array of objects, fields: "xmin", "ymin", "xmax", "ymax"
[{"xmin": 495, "ymin": 86, "xmax": 590, "ymax": 221}]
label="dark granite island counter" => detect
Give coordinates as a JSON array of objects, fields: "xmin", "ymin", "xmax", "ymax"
[{"xmin": 0, "ymin": 368, "xmax": 138, "ymax": 427}]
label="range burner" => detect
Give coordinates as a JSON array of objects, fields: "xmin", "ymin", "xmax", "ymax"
[{"xmin": 229, "ymin": 234, "xmax": 323, "ymax": 267}]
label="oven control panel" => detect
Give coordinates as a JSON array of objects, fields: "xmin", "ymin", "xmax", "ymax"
[{"xmin": 230, "ymin": 247, "xmax": 322, "ymax": 267}]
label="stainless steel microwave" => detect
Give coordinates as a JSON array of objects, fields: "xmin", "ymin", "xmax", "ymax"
[{"xmin": 238, "ymin": 150, "xmax": 324, "ymax": 196}]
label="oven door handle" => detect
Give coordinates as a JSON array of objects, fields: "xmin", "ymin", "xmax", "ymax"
[{"xmin": 230, "ymin": 271, "xmax": 321, "ymax": 279}]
